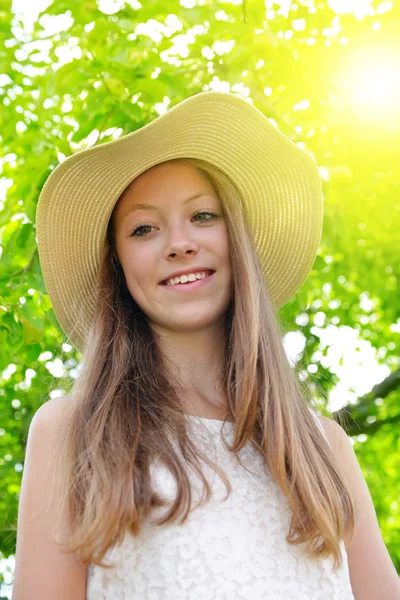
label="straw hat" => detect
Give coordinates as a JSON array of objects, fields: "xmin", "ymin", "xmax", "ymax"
[{"xmin": 36, "ymin": 91, "xmax": 323, "ymax": 353}]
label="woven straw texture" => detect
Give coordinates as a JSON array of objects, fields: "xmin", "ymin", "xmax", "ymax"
[{"xmin": 36, "ymin": 91, "xmax": 323, "ymax": 353}]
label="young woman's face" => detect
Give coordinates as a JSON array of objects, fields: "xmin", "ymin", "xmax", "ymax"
[{"xmin": 112, "ymin": 162, "xmax": 233, "ymax": 334}]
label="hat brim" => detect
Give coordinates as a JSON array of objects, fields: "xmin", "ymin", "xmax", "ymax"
[{"xmin": 36, "ymin": 91, "xmax": 323, "ymax": 353}]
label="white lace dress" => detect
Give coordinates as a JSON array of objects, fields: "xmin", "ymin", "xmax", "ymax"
[{"xmin": 86, "ymin": 410, "xmax": 355, "ymax": 599}]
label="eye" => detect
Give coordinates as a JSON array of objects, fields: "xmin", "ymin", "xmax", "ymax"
[
  {"xmin": 193, "ymin": 210, "xmax": 217, "ymax": 222},
  {"xmin": 129, "ymin": 224, "xmax": 155, "ymax": 238},
  {"xmin": 129, "ymin": 211, "xmax": 218, "ymax": 238}
]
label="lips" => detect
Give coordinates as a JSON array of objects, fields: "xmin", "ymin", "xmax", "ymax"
[
  {"xmin": 160, "ymin": 270, "xmax": 216, "ymax": 292},
  {"xmin": 160, "ymin": 270, "xmax": 215, "ymax": 285}
]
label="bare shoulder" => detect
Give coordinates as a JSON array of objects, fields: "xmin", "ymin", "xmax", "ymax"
[
  {"xmin": 317, "ymin": 414, "xmax": 400, "ymax": 598},
  {"xmin": 32, "ymin": 393, "xmax": 75, "ymax": 425},
  {"xmin": 12, "ymin": 393, "xmax": 87, "ymax": 600},
  {"xmin": 318, "ymin": 414, "xmax": 346, "ymax": 448},
  {"xmin": 23, "ymin": 394, "xmax": 76, "ymax": 472}
]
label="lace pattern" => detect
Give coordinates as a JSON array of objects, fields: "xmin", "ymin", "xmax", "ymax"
[{"xmin": 86, "ymin": 410, "xmax": 354, "ymax": 599}]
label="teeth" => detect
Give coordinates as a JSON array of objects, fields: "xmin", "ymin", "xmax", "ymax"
[{"xmin": 165, "ymin": 271, "xmax": 211, "ymax": 286}]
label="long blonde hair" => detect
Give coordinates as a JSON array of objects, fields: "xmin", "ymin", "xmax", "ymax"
[{"xmin": 49, "ymin": 157, "xmax": 356, "ymax": 571}]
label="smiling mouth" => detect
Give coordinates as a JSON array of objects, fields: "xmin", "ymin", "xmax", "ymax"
[{"xmin": 160, "ymin": 270, "xmax": 215, "ymax": 285}]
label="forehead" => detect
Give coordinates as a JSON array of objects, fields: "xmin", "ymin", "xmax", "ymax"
[{"xmin": 112, "ymin": 162, "xmax": 218, "ymax": 222}]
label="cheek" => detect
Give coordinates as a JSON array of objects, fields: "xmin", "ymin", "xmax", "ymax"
[
  {"xmin": 213, "ymin": 227, "xmax": 231, "ymax": 265},
  {"xmin": 119, "ymin": 246, "xmax": 156, "ymax": 287}
]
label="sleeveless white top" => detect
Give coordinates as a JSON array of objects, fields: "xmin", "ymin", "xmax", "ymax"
[{"xmin": 86, "ymin": 409, "xmax": 354, "ymax": 599}]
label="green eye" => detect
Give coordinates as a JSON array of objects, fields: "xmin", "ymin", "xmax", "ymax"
[
  {"xmin": 193, "ymin": 210, "xmax": 217, "ymax": 222},
  {"xmin": 130, "ymin": 224, "xmax": 154, "ymax": 237},
  {"xmin": 130, "ymin": 211, "xmax": 218, "ymax": 238}
]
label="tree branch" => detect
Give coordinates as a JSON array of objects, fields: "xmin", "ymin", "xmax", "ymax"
[
  {"xmin": 331, "ymin": 367, "xmax": 400, "ymax": 436},
  {"xmin": 0, "ymin": 249, "xmax": 38, "ymax": 284}
]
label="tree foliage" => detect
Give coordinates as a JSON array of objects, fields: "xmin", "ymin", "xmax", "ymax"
[{"xmin": 0, "ymin": 0, "xmax": 399, "ymax": 586}]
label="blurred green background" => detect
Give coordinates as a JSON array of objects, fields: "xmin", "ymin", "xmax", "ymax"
[{"xmin": 0, "ymin": 0, "xmax": 399, "ymax": 595}]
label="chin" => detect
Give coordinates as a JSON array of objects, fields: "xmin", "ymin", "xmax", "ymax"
[{"xmin": 161, "ymin": 312, "xmax": 225, "ymax": 333}]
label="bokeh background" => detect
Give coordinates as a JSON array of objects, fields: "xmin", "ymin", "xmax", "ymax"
[{"xmin": 0, "ymin": 0, "xmax": 399, "ymax": 595}]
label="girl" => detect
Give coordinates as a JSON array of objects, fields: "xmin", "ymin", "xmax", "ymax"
[{"xmin": 12, "ymin": 91, "xmax": 400, "ymax": 599}]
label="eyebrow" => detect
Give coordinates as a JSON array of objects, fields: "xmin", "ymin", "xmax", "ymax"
[{"xmin": 121, "ymin": 192, "xmax": 216, "ymax": 221}]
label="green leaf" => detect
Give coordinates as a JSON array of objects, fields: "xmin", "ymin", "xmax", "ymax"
[{"xmin": 71, "ymin": 113, "xmax": 108, "ymax": 142}]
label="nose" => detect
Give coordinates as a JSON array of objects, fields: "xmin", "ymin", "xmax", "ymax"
[{"xmin": 163, "ymin": 224, "xmax": 200, "ymax": 259}]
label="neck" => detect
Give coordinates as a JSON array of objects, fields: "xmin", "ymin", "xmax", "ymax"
[{"xmin": 152, "ymin": 322, "xmax": 228, "ymax": 417}]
